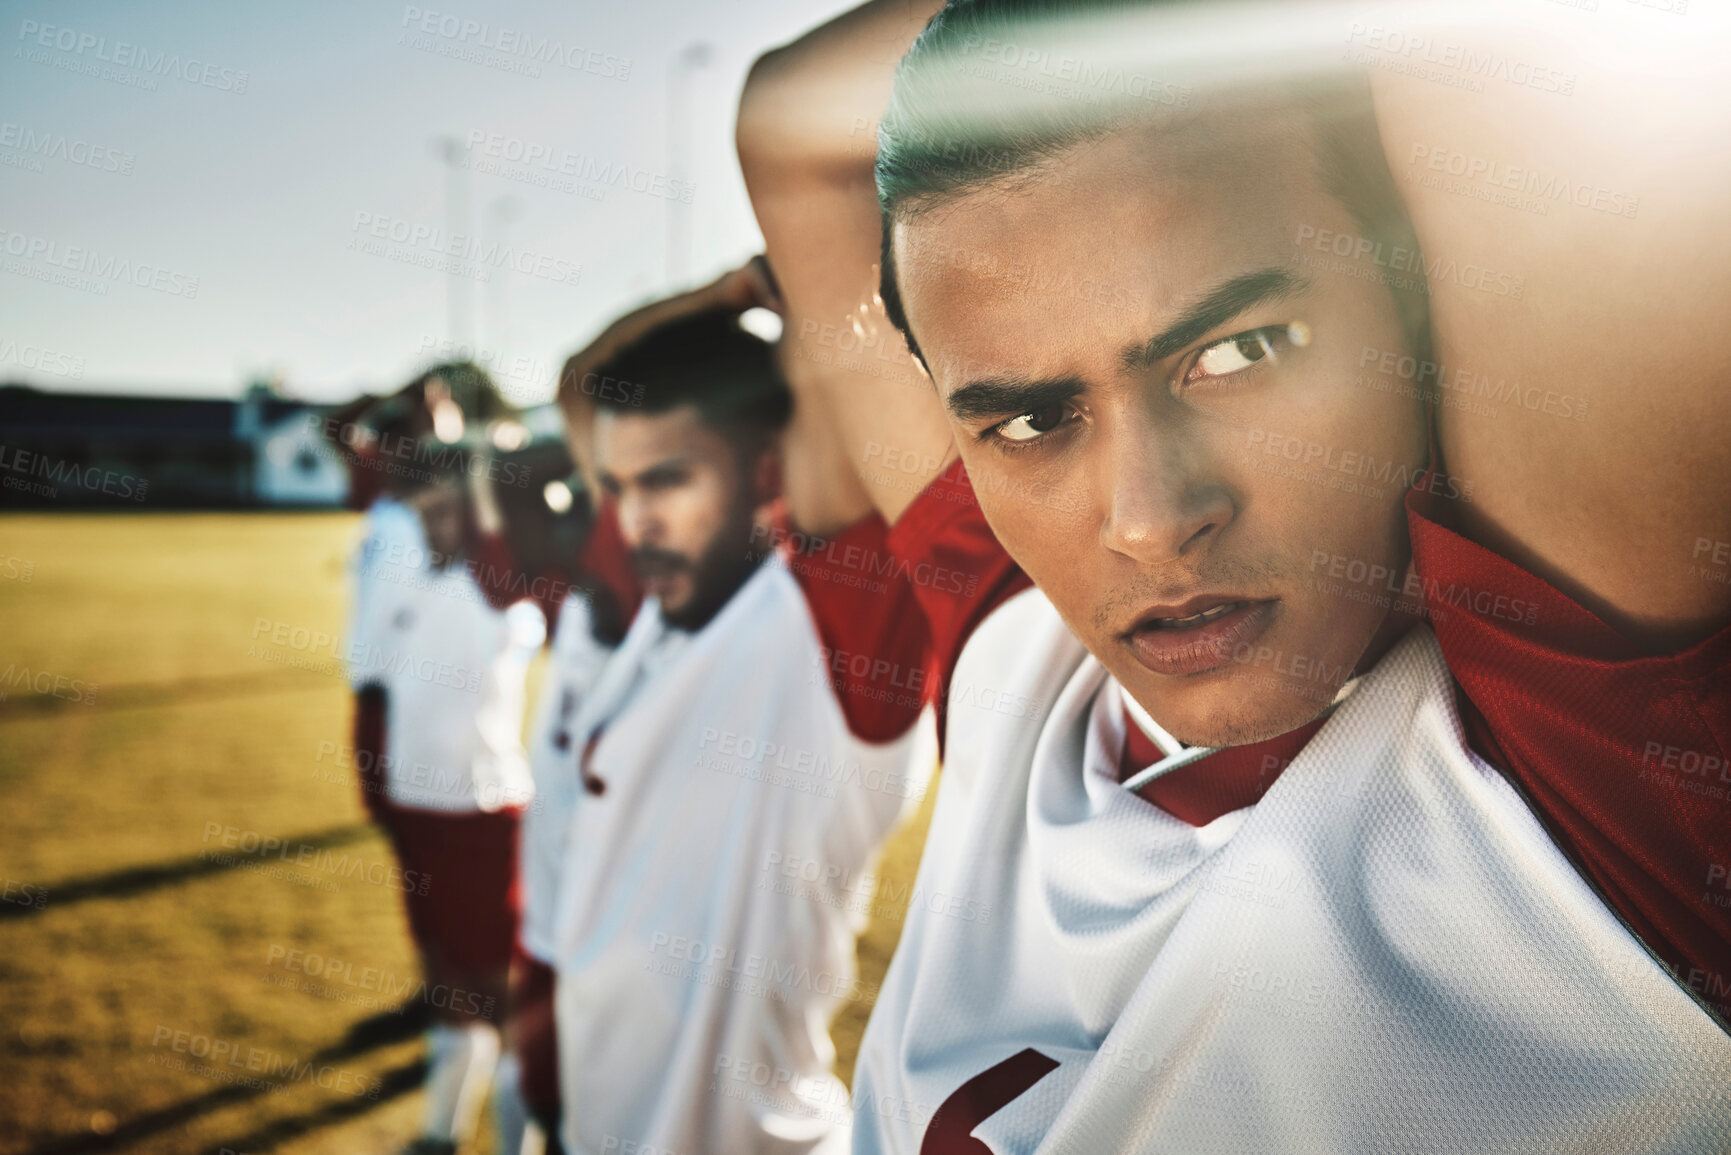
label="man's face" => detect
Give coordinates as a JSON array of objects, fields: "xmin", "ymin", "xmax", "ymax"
[
  {"xmin": 595, "ymin": 404, "xmax": 771, "ymax": 631},
  {"xmin": 894, "ymin": 106, "xmax": 1426, "ymax": 747},
  {"xmin": 413, "ymin": 480, "xmax": 467, "ymax": 563}
]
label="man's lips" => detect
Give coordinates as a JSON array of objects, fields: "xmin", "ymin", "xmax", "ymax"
[{"xmin": 1122, "ymin": 596, "xmax": 1278, "ymax": 677}]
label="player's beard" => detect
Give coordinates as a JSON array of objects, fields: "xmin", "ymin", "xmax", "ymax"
[{"xmin": 633, "ymin": 500, "xmax": 768, "ymax": 633}]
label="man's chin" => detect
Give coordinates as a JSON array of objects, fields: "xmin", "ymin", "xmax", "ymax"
[
  {"xmin": 643, "ymin": 574, "xmax": 687, "ymax": 604},
  {"xmin": 1123, "ymin": 667, "xmax": 1342, "ymax": 750}
]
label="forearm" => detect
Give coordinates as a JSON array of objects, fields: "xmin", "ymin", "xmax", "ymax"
[
  {"xmin": 779, "ymin": 368, "xmax": 875, "ymax": 538},
  {"xmin": 739, "ymin": 0, "xmax": 954, "ymax": 526},
  {"xmin": 1368, "ymin": 10, "xmax": 1731, "ymax": 646}
]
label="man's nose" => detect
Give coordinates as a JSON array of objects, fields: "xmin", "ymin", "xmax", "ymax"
[
  {"xmin": 616, "ymin": 489, "xmax": 662, "ymax": 548},
  {"xmin": 1096, "ymin": 415, "xmax": 1233, "ymax": 565}
]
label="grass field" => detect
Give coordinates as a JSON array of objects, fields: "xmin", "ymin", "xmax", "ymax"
[{"xmin": 0, "ymin": 512, "xmax": 935, "ymax": 1155}]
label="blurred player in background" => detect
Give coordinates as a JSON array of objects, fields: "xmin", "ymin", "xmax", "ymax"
[
  {"xmin": 383, "ymin": 443, "xmax": 545, "ymax": 1155},
  {"xmin": 349, "ymin": 406, "xmax": 552, "ymax": 1155},
  {"xmin": 740, "ymin": 0, "xmax": 1731, "ymax": 1149},
  {"xmin": 498, "ymin": 437, "xmax": 642, "ymax": 1155},
  {"xmin": 322, "ymin": 363, "xmax": 512, "ymax": 818},
  {"xmin": 545, "ymin": 260, "xmax": 932, "ymax": 1154}
]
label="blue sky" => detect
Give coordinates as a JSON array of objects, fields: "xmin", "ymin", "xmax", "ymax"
[{"xmin": 0, "ymin": 0, "xmax": 851, "ymax": 402}]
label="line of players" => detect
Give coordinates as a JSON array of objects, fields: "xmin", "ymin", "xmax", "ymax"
[
  {"xmin": 326, "ymin": 263, "xmax": 939, "ymax": 1155},
  {"xmin": 327, "ymin": 0, "xmax": 1731, "ymax": 1151}
]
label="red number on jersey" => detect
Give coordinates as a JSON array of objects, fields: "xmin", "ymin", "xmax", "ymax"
[{"xmin": 920, "ymin": 1048, "xmax": 1061, "ymax": 1154}]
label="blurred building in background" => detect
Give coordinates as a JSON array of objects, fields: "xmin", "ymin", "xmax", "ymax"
[{"xmin": 1, "ymin": 381, "xmax": 349, "ymax": 509}]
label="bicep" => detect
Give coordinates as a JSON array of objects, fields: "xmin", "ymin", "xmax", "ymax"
[
  {"xmin": 761, "ymin": 174, "xmax": 956, "ymax": 525},
  {"xmin": 1371, "ymin": 13, "xmax": 1731, "ymax": 647}
]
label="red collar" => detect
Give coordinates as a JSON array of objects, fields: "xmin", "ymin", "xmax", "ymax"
[{"xmin": 1119, "ymin": 707, "xmax": 1328, "ymax": 826}]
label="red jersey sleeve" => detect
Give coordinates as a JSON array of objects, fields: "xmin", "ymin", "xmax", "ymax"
[
  {"xmin": 778, "ymin": 506, "xmax": 931, "ymax": 744},
  {"xmin": 469, "ymin": 531, "xmax": 525, "ymax": 612},
  {"xmin": 1407, "ymin": 485, "xmax": 1731, "ymax": 1026},
  {"xmin": 561, "ymin": 496, "xmax": 642, "ymax": 645},
  {"xmin": 884, "ymin": 461, "xmax": 1033, "ymax": 744}
]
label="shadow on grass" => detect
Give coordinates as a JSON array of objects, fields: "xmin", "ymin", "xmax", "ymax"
[
  {"xmin": 0, "ymin": 824, "xmax": 378, "ymax": 921},
  {"xmin": 0, "ymin": 667, "xmax": 336, "ymax": 720},
  {"xmin": 22, "ymin": 1006, "xmax": 429, "ymax": 1155}
]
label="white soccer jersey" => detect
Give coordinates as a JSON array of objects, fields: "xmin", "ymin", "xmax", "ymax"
[
  {"xmin": 345, "ymin": 495, "xmax": 423, "ymax": 689},
  {"xmin": 378, "ymin": 558, "xmax": 543, "ymax": 813},
  {"xmin": 520, "ymin": 592, "xmax": 622, "ymax": 964},
  {"xmin": 552, "ymin": 557, "xmax": 926, "ymax": 1155},
  {"xmin": 852, "ymin": 588, "xmax": 1731, "ymax": 1154}
]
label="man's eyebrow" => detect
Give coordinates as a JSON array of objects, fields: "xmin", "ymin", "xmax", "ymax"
[
  {"xmin": 944, "ymin": 376, "xmax": 1086, "ymax": 422},
  {"xmin": 1123, "ymin": 267, "xmax": 1310, "ymax": 371},
  {"xmin": 638, "ymin": 457, "xmax": 694, "ymax": 480}
]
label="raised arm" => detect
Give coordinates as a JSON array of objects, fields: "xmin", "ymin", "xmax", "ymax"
[
  {"xmin": 1367, "ymin": 7, "xmax": 1731, "ymax": 650},
  {"xmin": 737, "ymin": 0, "xmax": 951, "ymax": 525}
]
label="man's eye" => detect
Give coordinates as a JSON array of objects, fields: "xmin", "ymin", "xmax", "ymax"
[
  {"xmin": 1188, "ymin": 327, "xmax": 1283, "ymax": 381},
  {"xmin": 994, "ymin": 404, "xmax": 1070, "ymax": 444}
]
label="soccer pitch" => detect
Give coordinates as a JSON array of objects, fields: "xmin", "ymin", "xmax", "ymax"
[{"xmin": 0, "ymin": 513, "xmax": 931, "ymax": 1155}]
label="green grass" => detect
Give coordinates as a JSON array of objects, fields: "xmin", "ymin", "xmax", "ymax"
[{"xmin": 0, "ymin": 512, "xmax": 932, "ymax": 1154}]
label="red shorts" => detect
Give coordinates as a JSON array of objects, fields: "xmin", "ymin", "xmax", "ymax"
[
  {"xmin": 511, "ymin": 954, "xmax": 561, "ymax": 1128},
  {"xmin": 380, "ymin": 802, "xmax": 522, "ymax": 978}
]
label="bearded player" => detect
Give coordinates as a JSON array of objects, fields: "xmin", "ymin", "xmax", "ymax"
[
  {"xmin": 545, "ymin": 261, "xmax": 933, "ymax": 1154},
  {"xmin": 740, "ymin": 0, "xmax": 1731, "ymax": 1149}
]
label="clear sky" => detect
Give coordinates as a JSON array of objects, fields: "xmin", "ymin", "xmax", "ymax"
[{"xmin": 0, "ymin": 0, "xmax": 851, "ymax": 403}]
